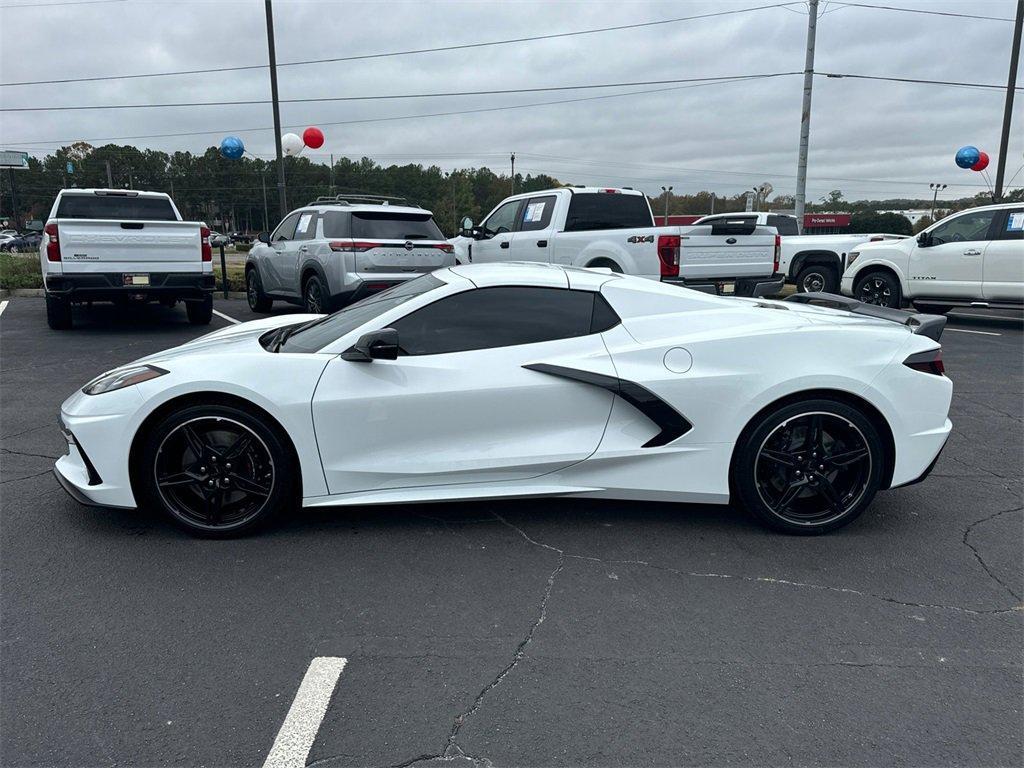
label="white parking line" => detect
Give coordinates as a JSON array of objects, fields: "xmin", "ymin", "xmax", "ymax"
[
  {"xmin": 262, "ymin": 657, "xmax": 347, "ymax": 768},
  {"xmin": 946, "ymin": 328, "xmax": 1002, "ymax": 336},
  {"xmin": 212, "ymin": 308, "xmax": 241, "ymax": 325},
  {"xmin": 0, "ymin": 300, "xmax": 8, "ymax": 317}
]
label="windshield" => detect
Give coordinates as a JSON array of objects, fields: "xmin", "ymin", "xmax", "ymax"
[{"xmin": 279, "ymin": 274, "xmax": 445, "ymax": 353}]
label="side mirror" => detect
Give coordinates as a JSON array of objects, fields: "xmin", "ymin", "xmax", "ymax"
[
  {"xmin": 257, "ymin": 231, "xmax": 271, "ymax": 244},
  {"xmin": 917, "ymin": 231, "xmax": 932, "ymax": 247},
  {"xmin": 459, "ymin": 216, "xmax": 475, "ymax": 238},
  {"xmin": 341, "ymin": 327, "xmax": 399, "ymax": 362}
]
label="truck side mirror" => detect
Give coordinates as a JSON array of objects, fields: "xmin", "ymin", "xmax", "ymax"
[
  {"xmin": 459, "ymin": 217, "xmax": 475, "ymax": 238},
  {"xmin": 257, "ymin": 231, "xmax": 271, "ymax": 244},
  {"xmin": 917, "ymin": 231, "xmax": 932, "ymax": 247},
  {"xmin": 341, "ymin": 328, "xmax": 400, "ymax": 362}
]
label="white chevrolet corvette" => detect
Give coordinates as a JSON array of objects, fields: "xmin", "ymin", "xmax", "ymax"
[{"xmin": 55, "ymin": 263, "xmax": 952, "ymax": 537}]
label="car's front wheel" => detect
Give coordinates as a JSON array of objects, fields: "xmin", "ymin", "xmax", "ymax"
[
  {"xmin": 137, "ymin": 403, "xmax": 295, "ymax": 536},
  {"xmin": 733, "ymin": 398, "xmax": 884, "ymax": 534},
  {"xmin": 855, "ymin": 271, "xmax": 902, "ymax": 308}
]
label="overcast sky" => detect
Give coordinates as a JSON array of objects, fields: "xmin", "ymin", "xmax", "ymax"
[{"xmin": 1, "ymin": 0, "xmax": 1021, "ymax": 203}]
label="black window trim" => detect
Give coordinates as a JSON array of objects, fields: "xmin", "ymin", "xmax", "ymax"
[{"xmin": 482, "ymin": 198, "xmax": 526, "ymax": 236}]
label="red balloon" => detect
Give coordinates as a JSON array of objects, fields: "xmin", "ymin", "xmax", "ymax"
[
  {"xmin": 971, "ymin": 151, "xmax": 989, "ymax": 172},
  {"xmin": 302, "ymin": 127, "xmax": 324, "ymax": 149}
]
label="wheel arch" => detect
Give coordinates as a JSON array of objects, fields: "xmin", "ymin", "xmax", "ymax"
[
  {"xmin": 852, "ymin": 263, "xmax": 906, "ymax": 298},
  {"xmin": 790, "ymin": 250, "xmax": 841, "ymax": 278},
  {"xmin": 300, "ymin": 260, "xmax": 329, "ymax": 292},
  {"xmin": 728, "ymin": 388, "xmax": 896, "ymax": 492},
  {"xmin": 128, "ymin": 391, "xmax": 304, "ymax": 502},
  {"xmin": 585, "ymin": 256, "xmax": 624, "ymax": 272}
]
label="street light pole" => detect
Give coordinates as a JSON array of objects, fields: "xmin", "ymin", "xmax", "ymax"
[
  {"xmin": 264, "ymin": 0, "xmax": 288, "ymax": 218},
  {"xmin": 794, "ymin": 0, "xmax": 819, "ymax": 231},
  {"xmin": 661, "ymin": 185, "xmax": 673, "ymax": 223},
  {"xmin": 510, "ymin": 152, "xmax": 516, "ymax": 195},
  {"xmin": 929, "ymin": 183, "xmax": 946, "ymax": 221},
  {"xmin": 994, "ymin": 0, "xmax": 1023, "ymax": 201}
]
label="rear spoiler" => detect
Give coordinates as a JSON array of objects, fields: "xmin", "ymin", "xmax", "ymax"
[{"xmin": 785, "ymin": 292, "xmax": 946, "ymax": 342}]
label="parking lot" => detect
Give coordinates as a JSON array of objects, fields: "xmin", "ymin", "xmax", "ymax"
[{"xmin": 1, "ymin": 297, "xmax": 1021, "ymax": 767}]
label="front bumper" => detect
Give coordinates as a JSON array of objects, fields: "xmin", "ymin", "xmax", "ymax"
[
  {"xmin": 45, "ymin": 272, "xmax": 216, "ymax": 302},
  {"xmin": 840, "ymin": 274, "xmax": 855, "ymax": 296}
]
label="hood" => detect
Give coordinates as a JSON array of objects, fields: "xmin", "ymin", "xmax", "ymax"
[{"xmin": 133, "ymin": 313, "xmax": 321, "ymax": 364}]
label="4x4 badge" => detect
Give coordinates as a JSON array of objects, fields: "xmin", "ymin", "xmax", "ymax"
[{"xmin": 627, "ymin": 235, "xmax": 654, "ymax": 243}]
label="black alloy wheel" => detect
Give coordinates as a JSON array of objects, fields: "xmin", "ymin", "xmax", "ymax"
[
  {"xmin": 304, "ymin": 275, "xmax": 327, "ymax": 314},
  {"xmin": 735, "ymin": 400, "xmax": 883, "ymax": 534},
  {"xmin": 855, "ymin": 271, "xmax": 901, "ymax": 308},
  {"xmin": 140, "ymin": 404, "xmax": 293, "ymax": 536},
  {"xmin": 247, "ymin": 268, "xmax": 273, "ymax": 312}
]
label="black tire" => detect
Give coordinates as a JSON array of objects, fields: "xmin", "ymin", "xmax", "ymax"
[
  {"xmin": 796, "ymin": 264, "xmax": 838, "ymax": 294},
  {"xmin": 137, "ymin": 403, "xmax": 295, "ymax": 537},
  {"xmin": 246, "ymin": 268, "xmax": 273, "ymax": 313},
  {"xmin": 854, "ymin": 271, "xmax": 902, "ymax": 308},
  {"xmin": 587, "ymin": 258, "xmax": 623, "ymax": 273},
  {"xmin": 733, "ymin": 398, "xmax": 884, "ymax": 535},
  {"xmin": 45, "ymin": 294, "xmax": 73, "ymax": 330},
  {"xmin": 186, "ymin": 294, "xmax": 213, "ymax": 325},
  {"xmin": 303, "ymin": 274, "xmax": 329, "ymax": 314}
]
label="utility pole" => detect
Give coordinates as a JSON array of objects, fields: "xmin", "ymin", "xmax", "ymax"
[
  {"xmin": 710, "ymin": 192, "xmax": 715, "ymax": 215},
  {"xmin": 330, "ymin": 153, "xmax": 335, "ymax": 194},
  {"xmin": 510, "ymin": 152, "xmax": 516, "ymax": 195},
  {"xmin": 661, "ymin": 185, "xmax": 673, "ymax": 223},
  {"xmin": 929, "ymin": 183, "xmax": 947, "ymax": 221},
  {"xmin": 128, "ymin": 167, "xmax": 134, "ymax": 190},
  {"xmin": 794, "ymin": 0, "xmax": 819, "ymax": 233},
  {"xmin": 265, "ymin": 0, "xmax": 288, "ymax": 218},
  {"xmin": 261, "ymin": 170, "xmax": 269, "ymax": 231},
  {"xmin": 994, "ymin": 0, "xmax": 1022, "ymax": 201},
  {"xmin": 105, "ymin": 160, "xmax": 113, "ymax": 188}
]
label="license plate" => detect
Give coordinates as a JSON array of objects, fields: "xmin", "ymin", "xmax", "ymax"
[{"xmin": 124, "ymin": 274, "xmax": 150, "ymax": 286}]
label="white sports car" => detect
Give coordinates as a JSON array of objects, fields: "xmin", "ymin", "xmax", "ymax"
[{"xmin": 55, "ymin": 263, "xmax": 952, "ymax": 537}]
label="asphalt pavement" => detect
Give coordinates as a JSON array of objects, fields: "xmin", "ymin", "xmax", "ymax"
[{"xmin": 1, "ymin": 297, "xmax": 1021, "ymax": 768}]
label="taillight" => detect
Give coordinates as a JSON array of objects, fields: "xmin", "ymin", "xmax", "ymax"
[
  {"xmin": 433, "ymin": 243, "xmax": 454, "ymax": 253},
  {"xmin": 329, "ymin": 240, "xmax": 381, "ymax": 252},
  {"xmin": 657, "ymin": 234, "xmax": 680, "ymax": 278},
  {"xmin": 773, "ymin": 234, "xmax": 781, "ymax": 274},
  {"xmin": 45, "ymin": 222, "xmax": 60, "ymax": 262},
  {"xmin": 200, "ymin": 226, "xmax": 212, "ymax": 262},
  {"xmin": 904, "ymin": 349, "xmax": 945, "ymax": 376}
]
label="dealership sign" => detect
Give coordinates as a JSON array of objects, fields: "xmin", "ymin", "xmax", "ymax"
[
  {"xmin": 804, "ymin": 213, "xmax": 851, "ymax": 227},
  {"xmin": 0, "ymin": 150, "xmax": 29, "ymax": 170}
]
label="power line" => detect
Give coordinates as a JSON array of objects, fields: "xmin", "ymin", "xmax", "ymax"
[
  {"xmin": 0, "ymin": 74, "xmax": 785, "ymax": 145},
  {"xmin": 0, "ymin": 73, "xmax": 800, "ymax": 112},
  {"xmin": 0, "ymin": 2, "xmax": 800, "ymax": 87},
  {"xmin": 832, "ymin": 2, "xmax": 1014, "ymax": 23},
  {"xmin": 0, "ymin": 0, "xmax": 123, "ymax": 8},
  {"xmin": 817, "ymin": 71, "xmax": 1024, "ymax": 90}
]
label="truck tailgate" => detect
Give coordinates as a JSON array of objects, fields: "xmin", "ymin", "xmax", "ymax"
[
  {"xmin": 56, "ymin": 219, "xmax": 203, "ymax": 273},
  {"xmin": 679, "ymin": 231, "xmax": 776, "ymax": 279}
]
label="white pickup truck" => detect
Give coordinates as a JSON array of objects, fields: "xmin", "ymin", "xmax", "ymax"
[
  {"xmin": 39, "ymin": 189, "xmax": 216, "ymax": 330},
  {"xmin": 454, "ymin": 187, "xmax": 783, "ymax": 297},
  {"xmin": 693, "ymin": 211, "xmax": 908, "ymax": 295}
]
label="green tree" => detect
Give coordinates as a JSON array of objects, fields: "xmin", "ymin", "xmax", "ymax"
[{"xmin": 848, "ymin": 211, "xmax": 913, "ymax": 235}]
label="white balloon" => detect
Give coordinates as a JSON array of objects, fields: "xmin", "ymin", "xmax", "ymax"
[{"xmin": 281, "ymin": 133, "xmax": 304, "ymax": 157}]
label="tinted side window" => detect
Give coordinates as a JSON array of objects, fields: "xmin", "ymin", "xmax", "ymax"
[
  {"xmin": 321, "ymin": 211, "xmax": 351, "ymax": 238},
  {"xmin": 996, "ymin": 208, "xmax": 1024, "ymax": 241},
  {"xmin": 56, "ymin": 194, "xmax": 177, "ymax": 221},
  {"xmin": 482, "ymin": 200, "xmax": 522, "ymax": 236},
  {"xmin": 767, "ymin": 215, "xmax": 800, "ymax": 235},
  {"xmin": 564, "ymin": 193, "xmax": 653, "ymax": 232},
  {"xmin": 519, "ymin": 195, "xmax": 557, "ymax": 232},
  {"xmin": 392, "ymin": 287, "xmax": 600, "ymax": 355},
  {"xmin": 294, "ymin": 211, "xmax": 318, "ymax": 240},
  {"xmin": 272, "ymin": 213, "xmax": 300, "ymax": 242},
  {"xmin": 929, "ymin": 210, "xmax": 998, "ymax": 246}
]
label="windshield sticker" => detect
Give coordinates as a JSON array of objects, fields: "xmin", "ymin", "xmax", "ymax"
[
  {"xmin": 523, "ymin": 202, "xmax": 546, "ymax": 223},
  {"xmin": 1007, "ymin": 212, "xmax": 1024, "ymax": 232},
  {"xmin": 297, "ymin": 213, "xmax": 313, "ymax": 235}
]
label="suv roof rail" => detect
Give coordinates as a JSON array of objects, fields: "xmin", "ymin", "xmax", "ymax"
[{"xmin": 306, "ymin": 193, "xmax": 421, "ymax": 208}]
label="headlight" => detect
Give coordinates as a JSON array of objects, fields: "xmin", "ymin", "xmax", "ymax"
[
  {"xmin": 847, "ymin": 251, "xmax": 860, "ymax": 267},
  {"xmin": 83, "ymin": 364, "xmax": 168, "ymax": 395}
]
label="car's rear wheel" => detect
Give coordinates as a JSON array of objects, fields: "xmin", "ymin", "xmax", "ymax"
[
  {"xmin": 186, "ymin": 295, "xmax": 213, "ymax": 324},
  {"xmin": 855, "ymin": 271, "xmax": 901, "ymax": 308},
  {"xmin": 796, "ymin": 264, "xmax": 837, "ymax": 294},
  {"xmin": 45, "ymin": 294, "xmax": 73, "ymax": 330},
  {"xmin": 303, "ymin": 275, "xmax": 328, "ymax": 314},
  {"xmin": 733, "ymin": 399, "xmax": 884, "ymax": 534},
  {"xmin": 138, "ymin": 404, "xmax": 294, "ymax": 536},
  {"xmin": 246, "ymin": 268, "xmax": 273, "ymax": 312}
]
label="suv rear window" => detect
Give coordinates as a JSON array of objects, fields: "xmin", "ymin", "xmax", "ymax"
[
  {"xmin": 322, "ymin": 211, "xmax": 444, "ymax": 240},
  {"xmin": 564, "ymin": 193, "xmax": 652, "ymax": 232},
  {"xmin": 55, "ymin": 194, "xmax": 177, "ymax": 221}
]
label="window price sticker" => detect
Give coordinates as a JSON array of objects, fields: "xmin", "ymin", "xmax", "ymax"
[{"xmin": 1007, "ymin": 212, "xmax": 1024, "ymax": 232}]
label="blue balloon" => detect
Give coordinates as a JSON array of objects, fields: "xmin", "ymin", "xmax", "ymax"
[
  {"xmin": 955, "ymin": 145, "xmax": 980, "ymax": 169},
  {"xmin": 220, "ymin": 135, "xmax": 245, "ymax": 160}
]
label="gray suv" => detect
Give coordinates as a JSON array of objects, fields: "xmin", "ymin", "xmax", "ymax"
[{"xmin": 246, "ymin": 195, "xmax": 454, "ymax": 313}]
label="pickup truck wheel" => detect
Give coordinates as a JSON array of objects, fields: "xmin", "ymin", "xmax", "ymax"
[
  {"xmin": 246, "ymin": 269, "xmax": 273, "ymax": 313},
  {"xmin": 303, "ymin": 275, "xmax": 328, "ymax": 314},
  {"xmin": 186, "ymin": 295, "xmax": 214, "ymax": 325},
  {"xmin": 855, "ymin": 271, "xmax": 902, "ymax": 308},
  {"xmin": 45, "ymin": 294, "xmax": 73, "ymax": 330},
  {"xmin": 796, "ymin": 264, "xmax": 837, "ymax": 294}
]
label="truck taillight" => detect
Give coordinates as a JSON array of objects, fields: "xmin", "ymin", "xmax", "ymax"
[
  {"xmin": 45, "ymin": 222, "xmax": 61, "ymax": 262},
  {"xmin": 200, "ymin": 226, "xmax": 212, "ymax": 262},
  {"xmin": 657, "ymin": 234, "xmax": 680, "ymax": 278},
  {"xmin": 904, "ymin": 349, "xmax": 945, "ymax": 376},
  {"xmin": 774, "ymin": 234, "xmax": 781, "ymax": 274}
]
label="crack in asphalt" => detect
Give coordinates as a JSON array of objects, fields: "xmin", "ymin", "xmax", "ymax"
[
  {"xmin": 0, "ymin": 423, "xmax": 56, "ymax": 441},
  {"xmin": 954, "ymin": 393, "xmax": 1024, "ymax": 422},
  {"xmin": 0, "ymin": 468, "xmax": 53, "ymax": 485},
  {"xmin": 1, "ymin": 447, "xmax": 61, "ymax": 461},
  {"xmin": 962, "ymin": 506, "xmax": 1023, "ymax": 602}
]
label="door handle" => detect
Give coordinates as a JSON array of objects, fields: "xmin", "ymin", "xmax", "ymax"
[
  {"xmin": 500, "ymin": 241, "xmax": 510, "ymax": 249},
  {"xmin": 537, "ymin": 240, "xmax": 547, "ymax": 247},
  {"xmin": 299, "ymin": 245, "xmax": 309, "ymax": 252},
  {"xmin": 963, "ymin": 249, "xmax": 982, "ymax": 256}
]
